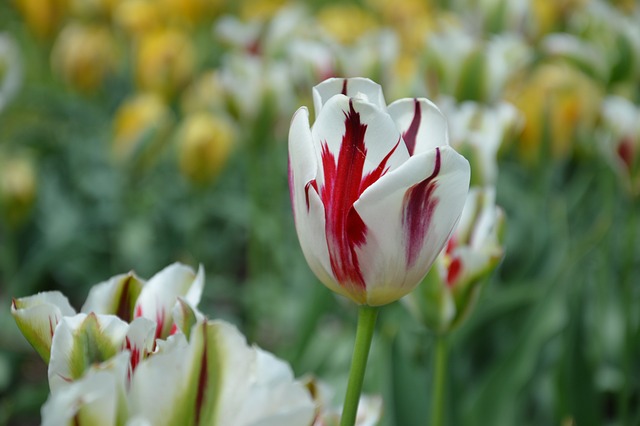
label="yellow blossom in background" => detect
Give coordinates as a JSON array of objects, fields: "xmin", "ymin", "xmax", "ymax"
[
  {"xmin": 180, "ymin": 71, "xmax": 226, "ymax": 115},
  {"xmin": 529, "ymin": 0, "xmax": 587, "ymax": 38},
  {"xmin": 50, "ymin": 23, "xmax": 118, "ymax": 92},
  {"xmin": 239, "ymin": 0, "xmax": 288, "ymax": 21},
  {"xmin": 0, "ymin": 155, "xmax": 36, "ymax": 227},
  {"xmin": 13, "ymin": 0, "xmax": 67, "ymax": 39},
  {"xmin": 177, "ymin": 112, "xmax": 235, "ymax": 184},
  {"xmin": 67, "ymin": 0, "xmax": 115, "ymax": 20},
  {"xmin": 112, "ymin": 93, "xmax": 173, "ymax": 163},
  {"xmin": 161, "ymin": 0, "xmax": 225, "ymax": 27},
  {"xmin": 135, "ymin": 28, "xmax": 196, "ymax": 98},
  {"xmin": 113, "ymin": 0, "xmax": 164, "ymax": 38},
  {"xmin": 317, "ymin": 4, "xmax": 378, "ymax": 45},
  {"xmin": 367, "ymin": 0, "xmax": 435, "ymax": 53},
  {"xmin": 506, "ymin": 62, "xmax": 602, "ymax": 164}
]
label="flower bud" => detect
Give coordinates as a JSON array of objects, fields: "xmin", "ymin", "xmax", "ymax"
[
  {"xmin": 176, "ymin": 112, "xmax": 235, "ymax": 184},
  {"xmin": 111, "ymin": 92, "xmax": 173, "ymax": 164},
  {"xmin": 0, "ymin": 155, "xmax": 37, "ymax": 227},
  {"xmin": 135, "ymin": 28, "xmax": 195, "ymax": 98},
  {"xmin": 50, "ymin": 23, "xmax": 118, "ymax": 92}
]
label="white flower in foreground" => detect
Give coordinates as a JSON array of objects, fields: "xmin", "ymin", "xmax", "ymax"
[{"xmin": 128, "ymin": 320, "xmax": 315, "ymax": 426}]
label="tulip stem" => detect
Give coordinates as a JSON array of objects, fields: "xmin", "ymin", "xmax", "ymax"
[
  {"xmin": 341, "ymin": 305, "xmax": 379, "ymax": 426},
  {"xmin": 431, "ymin": 335, "xmax": 448, "ymax": 426}
]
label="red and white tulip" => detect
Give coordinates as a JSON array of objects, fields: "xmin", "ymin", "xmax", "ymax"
[{"xmin": 289, "ymin": 77, "xmax": 470, "ymax": 306}]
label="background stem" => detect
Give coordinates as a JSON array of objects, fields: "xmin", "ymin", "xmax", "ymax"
[{"xmin": 431, "ymin": 335, "xmax": 448, "ymax": 426}]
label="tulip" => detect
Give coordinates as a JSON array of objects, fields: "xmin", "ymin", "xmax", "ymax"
[
  {"xmin": 506, "ymin": 62, "xmax": 602, "ymax": 164},
  {"xmin": 11, "ymin": 291, "xmax": 76, "ymax": 363},
  {"xmin": 111, "ymin": 92, "xmax": 173, "ymax": 164},
  {"xmin": 289, "ymin": 77, "xmax": 469, "ymax": 426},
  {"xmin": 135, "ymin": 28, "xmax": 195, "ymax": 98},
  {"xmin": 15, "ymin": 264, "xmax": 316, "ymax": 426},
  {"xmin": 289, "ymin": 77, "xmax": 470, "ymax": 307},
  {"xmin": 50, "ymin": 23, "xmax": 119, "ymax": 92},
  {"xmin": 0, "ymin": 154, "xmax": 37, "ymax": 227},
  {"xmin": 176, "ymin": 112, "xmax": 236, "ymax": 184},
  {"xmin": 128, "ymin": 320, "xmax": 315, "ymax": 425}
]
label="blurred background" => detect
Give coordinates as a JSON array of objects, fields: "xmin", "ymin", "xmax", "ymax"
[{"xmin": 0, "ymin": 0, "xmax": 639, "ymax": 424}]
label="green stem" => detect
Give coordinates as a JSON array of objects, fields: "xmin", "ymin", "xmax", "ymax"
[
  {"xmin": 341, "ymin": 305, "xmax": 379, "ymax": 426},
  {"xmin": 431, "ymin": 335, "xmax": 448, "ymax": 426}
]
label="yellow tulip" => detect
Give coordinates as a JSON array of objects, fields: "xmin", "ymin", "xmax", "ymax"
[
  {"xmin": 180, "ymin": 71, "xmax": 226, "ymax": 115},
  {"xmin": 112, "ymin": 93, "xmax": 173, "ymax": 163},
  {"xmin": 0, "ymin": 155, "xmax": 36, "ymax": 227},
  {"xmin": 177, "ymin": 112, "xmax": 235, "ymax": 184},
  {"xmin": 317, "ymin": 4, "xmax": 378, "ymax": 45},
  {"xmin": 506, "ymin": 62, "xmax": 602, "ymax": 164},
  {"xmin": 113, "ymin": 0, "xmax": 164, "ymax": 37},
  {"xmin": 13, "ymin": 0, "xmax": 67, "ymax": 39},
  {"xmin": 50, "ymin": 23, "xmax": 118, "ymax": 92},
  {"xmin": 135, "ymin": 28, "xmax": 195, "ymax": 98}
]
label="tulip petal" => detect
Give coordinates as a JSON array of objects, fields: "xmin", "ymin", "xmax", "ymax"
[
  {"xmin": 133, "ymin": 263, "xmax": 204, "ymax": 340},
  {"xmin": 388, "ymin": 98, "xmax": 449, "ymax": 156},
  {"xmin": 81, "ymin": 272, "xmax": 144, "ymax": 322},
  {"xmin": 311, "ymin": 95, "xmax": 410, "ymax": 301},
  {"xmin": 122, "ymin": 317, "xmax": 156, "ymax": 379},
  {"xmin": 354, "ymin": 146, "xmax": 470, "ymax": 305},
  {"xmin": 171, "ymin": 297, "xmax": 205, "ymax": 338},
  {"xmin": 48, "ymin": 313, "xmax": 129, "ymax": 392},
  {"xmin": 41, "ymin": 352, "xmax": 129, "ymax": 426},
  {"xmin": 11, "ymin": 291, "xmax": 76, "ymax": 363},
  {"xmin": 128, "ymin": 320, "xmax": 314, "ymax": 426},
  {"xmin": 288, "ymin": 107, "xmax": 337, "ymax": 295},
  {"xmin": 312, "ymin": 77, "xmax": 387, "ymax": 117}
]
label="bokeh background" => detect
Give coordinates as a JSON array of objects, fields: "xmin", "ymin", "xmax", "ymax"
[{"xmin": 1, "ymin": 0, "xmax": 639, "ymax": 424}]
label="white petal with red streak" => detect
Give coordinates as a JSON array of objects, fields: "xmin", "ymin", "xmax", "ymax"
[
  {"xmin": 311, "ymin": 95, "xmax": 409, "ymax": 189},
  {"xmin": 312, "ymin": 77, "xmax": 387, "ymax": 117},
  {"xmin": 388, "ymin": 98, "xmax": 449, "ymax": 155},
  {"xmin": 289, "ymin": 107, "xmax": 337, "ymax": 295},
  {"xmin": 134, "ymin": 263, "xmax": 203, "ymax": 339},
  {"xmin": 11, "ymin": 291, "xmax": 76, "ymax": 363},
  {"xmin": 354, "ymin": 146, "xmax": 470, "ymax": 306}
]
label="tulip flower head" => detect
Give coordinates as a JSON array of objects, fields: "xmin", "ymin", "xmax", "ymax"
[{"xmin": 288, "ymin": 77, "xmax": 470, "ymax": 306}]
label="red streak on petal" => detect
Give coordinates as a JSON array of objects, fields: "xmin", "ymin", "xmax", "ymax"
[
  {"xmin": 305, "ymin": 180, "xmax": 318, "ymax": 211},
  {"xmin": 319, "ymin": 100, "xmax": 399, "ymax": 290},
  {"xmin": 447, "ymin": 257, "xmax": 463, "ymax": 287},
  {"xmin": 445, "ymin": 236, "xmax": 457, "ymax": 255},
  {"xmin": 116, "ymin": 276, "xmax": 133, "ymax": 322},
  {"xmin": 402, "ymin": 148, "xmax": 441, "ymax": 268},
  {"xmin": 124, "ymin": 337, "xmax": 141, "ymax": 381},
  {"xmin": 49, "ymin": 317, "xmax": 56, "ymax": 338},
  {"xmin": 135, "ymin": 305, "xmax": 143, "ymax": 318},
  {"xmin": 402, "ymin": 98, "xmax": 421, "ymax": 156},
  {"xmin": 618, "ymin": 137, "xmax": 634, "ymax": 171},
  {"xmin": 195, "ymin": 325, "xmax": 208, "ymax": 425},
  {"xmin": 341, "ymin": 79, "xmax": 348, "ymax": 95},
  {"xmin": 169, "ymin": 323, "xmax": 178, "ymax": 335},
  {"xmin": 154, "ymin": 307, "xmax": 165, "ymax": 340}
]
